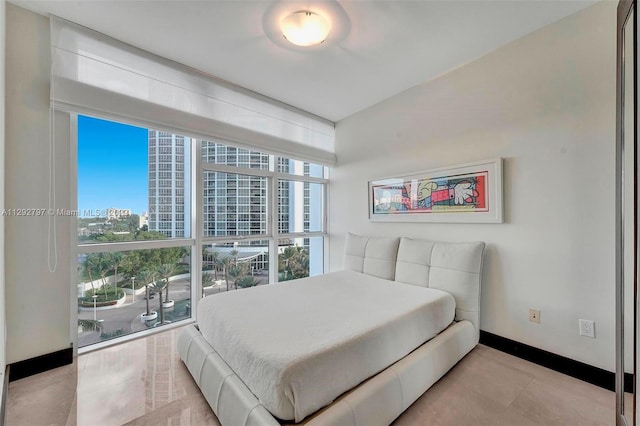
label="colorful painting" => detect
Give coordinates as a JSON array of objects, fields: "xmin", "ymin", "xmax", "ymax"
[{"xmin": 368, "ymin": 159, "xmax": 502, "ymax": 223}]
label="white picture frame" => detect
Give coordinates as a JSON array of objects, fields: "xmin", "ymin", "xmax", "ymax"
[{"xmin": 368, "ymin": 158, "xmax": 503, "ymax": 223}]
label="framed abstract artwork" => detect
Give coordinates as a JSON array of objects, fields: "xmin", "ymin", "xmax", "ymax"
[{"xmin": 368, "ymin": 158, "xmax": 503, "ymax": 223}]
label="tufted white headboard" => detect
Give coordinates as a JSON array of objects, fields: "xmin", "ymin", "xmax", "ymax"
[
  {"xmin": 344, "ymin": 233, "xmax": 485, "ymax": 340},
  {"xmin": 343, "ymin": 233, "xmax": 400, "ymax": 280}
]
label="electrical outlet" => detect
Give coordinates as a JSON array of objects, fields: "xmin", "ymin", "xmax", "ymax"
[
  {"xmin": 579, "ymin": 319, "xmax": 595, "ymax": 338},
  {"xmin": 529, "ymin": 309, "xmax": 541, "ymax": 323}
]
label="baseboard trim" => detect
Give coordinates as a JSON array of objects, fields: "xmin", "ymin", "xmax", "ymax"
[
  {"xmin": 479, "ymin": 330, "xmax": 632, "ymax": 393},
  {"xmin": 8, "ymin": 347, "xmax": 73, "ymax": 382},
  {"xmin": 2, "ymin": 336, "xmax": 630, "ymax": 391}
]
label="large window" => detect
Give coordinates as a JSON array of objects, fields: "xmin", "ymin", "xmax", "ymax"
[
  {"xmin": 77, "ymin": 116, "xmax": 195, "ymax": 349},
  {"xmin": 76, "ymin": 117, "xmax": 328, "ymax": 349},
  {"xmin": 201, "ymin": 140, "xmax": 328, "ymax": 285}
]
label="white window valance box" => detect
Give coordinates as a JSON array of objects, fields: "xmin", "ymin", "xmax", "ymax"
[{"xmin": 49, "ymin": 16, "xmax": 336, "ymax": 165}]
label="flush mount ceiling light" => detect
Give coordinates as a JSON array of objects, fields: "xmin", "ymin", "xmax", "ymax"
[{"xmin": 281, "ymin": 11, "xmax": 330, "ymax": 47}]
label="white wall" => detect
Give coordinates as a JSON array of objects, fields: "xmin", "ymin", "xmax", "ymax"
[
  {"xmin": 1, "ymin": 1, "xmax": 618, "ymax": 372},
  {"xmin": 330, "ymin": 2, "xmax": 616, "ymax": 371},
  {"xmin": 5, "ymin": 4, "xmax": 72, "ymax": 363}
]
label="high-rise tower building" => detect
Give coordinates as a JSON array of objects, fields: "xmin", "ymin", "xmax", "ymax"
[
  {"xmin": 202, "ymin": 142, "xmax": 270, "ymax": 237},
  {"xmin": 148, "ymin": 130, "xmax": 190, "ymax": 238},
  {"xmin": 149, "ymin": 135, "xmax": 321, "ymax": 276}
]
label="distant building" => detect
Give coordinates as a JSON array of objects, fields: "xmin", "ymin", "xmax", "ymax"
[
  {"xmin": 202, "ymin": 142, "xmax": 270, "ymax": 237},
  {"xmin": 139, "ymin": 211, "xmax": 149, "ymax": 229},
  {"xmin": 147, "ymin": 134, "xmax": 321, "ymax": 274},
  {"xmin": 148, "ymin": 130, "xmax": 190, "ymax": 238}
]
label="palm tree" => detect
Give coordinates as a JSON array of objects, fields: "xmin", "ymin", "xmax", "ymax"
[
  {"xmin": 110, "ymin": 252, "xmax": 123, "ymax": 294},
  {"xmin": 230, "ymin": 249, "xmax": 239, "ymax": 266},
  {"xmin": 157, "ymin": 263, "xmax": 177, "ymax": 302},
  {"xmin": 96, "ymin": 255, "xmax": 110, "ymax": 299},
  {"xmin": 211, "ymin": 250, "xmax": 220, "ymax": 280},
  {"xmin": 214, "ymin": 256, "xmax": 224, "ymax": 282},
  {"xmin": 291, "ymin": 248, "xmax": 310, "ymax": 278},
  {"xmin": 228, "ymin": 263, "xmax": 248, "ymax": 290},
  {"xmin": 149, "ymin": 278, "xmax": 168, "ymax": 324},
  {"xmin": 280, "ymin": 246, "xmax": 297, "ymax": 280},
  {"xmin": 203, "ymin": 249, "xmax": 221, "ymax": 280},
  {"xmin": 202, "ymin": 272, "xmax": 214, "ymax": 297},
  {"xmin": 220, "ymin": 256, "xmax": 232, "ymax": 291},
  {"xmin": 136, "ymin": 269, "xmax": 156, "ymax": 316},
  {"xmin": 84, "ymin": 255, "xmax": 99, "ymax": 295},
  {"xmin": 121, "ymin": 250, "xmax": 143, "ymax": 282}
]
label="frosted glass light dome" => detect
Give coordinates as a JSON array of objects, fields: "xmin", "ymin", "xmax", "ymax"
[{"xmin": 281, "ymin": 11, "xmax": 330, "ymax": 47}]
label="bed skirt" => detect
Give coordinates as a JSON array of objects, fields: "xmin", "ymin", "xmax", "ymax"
[{"xmin": 178, "ymin": 320, "xmax": 477, "ymax": 426}]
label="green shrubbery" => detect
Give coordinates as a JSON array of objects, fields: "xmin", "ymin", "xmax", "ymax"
[
  {"xmin": 236, "ymin": 275, "xmax": 259, "ymax": 288},
  {"xmin": 278, "ymin": 246, "xmax": 310, "ymax": 281},
  {"xmin": 78, "ymin": 286, "xmax": 125, "ymax": 306}
]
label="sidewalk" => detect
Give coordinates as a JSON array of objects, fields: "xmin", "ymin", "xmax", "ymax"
[{"xmin": 78, "ymin": 278, "xmax": 192, "ymax": 347}]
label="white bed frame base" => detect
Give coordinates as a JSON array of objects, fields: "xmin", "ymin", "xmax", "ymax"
[
  {"xmin": 179, "ymin": 234, "xmax": 484, "ymax": 425},
  {"xmin": 178, "ymin": 320, "xmax": 477, "ymax": 426}
]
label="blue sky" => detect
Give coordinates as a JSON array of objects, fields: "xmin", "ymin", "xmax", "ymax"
[{"xmin": 78, "ymin": 115, "xmax": 148, "ymax": 217}]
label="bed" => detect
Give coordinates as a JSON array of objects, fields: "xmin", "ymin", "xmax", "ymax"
[{"xmin": 179, "ymin": 234, "xmax": 485, "ymax": 425}]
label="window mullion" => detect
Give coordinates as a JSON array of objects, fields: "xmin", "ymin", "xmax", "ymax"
[
  {"xmin": 75, "ymin": 115, "xmax": 198, "ymax": 350},
  {"xmin": 277, "ymin": 232, "xmax": 327, "ymax": 239},
  {"xmin": 201, "ymin": 235, "xmax": 270, "ymax": 244},
  {"xmin": 269, "ymin": 159, "xmax": 279, "ymax": 285},
  {"xmin": 193, "ymin": 138, "xmax": 203, "ymax": 308},
  {"xmin": 78, "ymin": 238, "xmax": 195, "ymax": 254},
  {"xmin": 273, "ymin": 171, "xmax": 328, "ymax": 185},
  {"xmin": 202, "ymin": 162, "xmax": 272, "ymax": 178},
  {"xmin": 198, "ymin": 144, "xmax": 328, "ymax": 286}
]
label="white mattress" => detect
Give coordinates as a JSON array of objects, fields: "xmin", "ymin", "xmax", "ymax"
[{"xmin": 197, "ymin": 269, "xmax": 455, "ymax": 422}]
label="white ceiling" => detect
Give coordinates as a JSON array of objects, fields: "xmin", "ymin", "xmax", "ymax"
[{"xmin": 11, "ymin": 0, "xmax": 597, "ymax": 122}]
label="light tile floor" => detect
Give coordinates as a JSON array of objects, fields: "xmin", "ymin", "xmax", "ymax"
[{"xmin": 7, "ymin": 327, "xmax": 615, "ymax": 425}]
